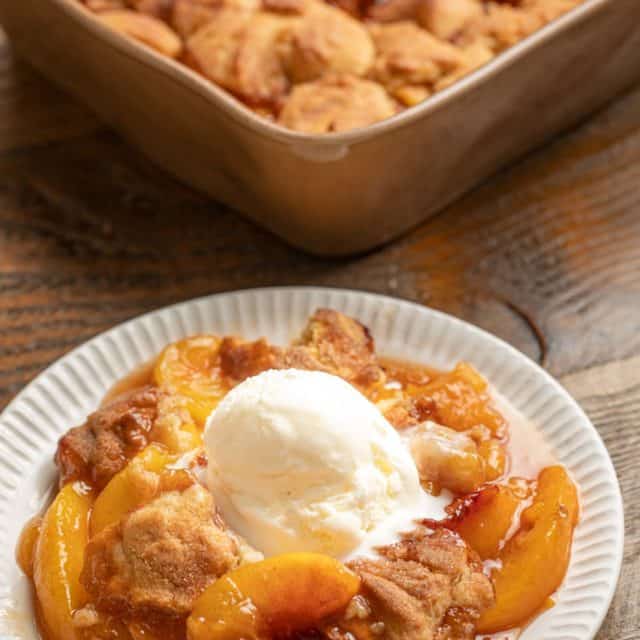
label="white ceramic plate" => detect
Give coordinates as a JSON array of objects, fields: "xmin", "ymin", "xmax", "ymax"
[{"xmin": 0, "ymin": 287, "xmax": 623, "ymax": 640}]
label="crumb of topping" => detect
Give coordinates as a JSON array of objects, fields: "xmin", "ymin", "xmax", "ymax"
[
  {"xmin": 346, "ymin": 525, "xmax": 494, "ymax": 640},
  {"xmin": 184, "ymin": 9, "xmax": 295, "ymax": 106},
  {"xmin": 368, "ymin": 21, "xmax": 463, "ymax": 97},
  {"xmin": 81, "ymin": 484, "xmax": 240, "ymax": 617},
  {"xmin": 418, "ymin": 0, "xmax": 483, "ymax": 41},
  {"xmin": 278, "ymin": 73, "xmax": 397, "ymax": 132},
  {"xmin": 285, "ymin": 2, "xmax": 375, "ymax": 82},
  {"xmin": 287, "ymin": 308, "xmax": 386, "ymax": 386},
  {"xmin": 171, "ymin": 0, "xmax": 261, "ymax": 36},
  {"xmin": 219, "ymin": 308, "xmax": 387, "ymax": 387},
  {"xmin": 56, "ymin": 387, "xmax": 163, "ymax": 490}
]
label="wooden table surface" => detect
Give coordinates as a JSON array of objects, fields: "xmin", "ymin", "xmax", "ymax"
[{"xmin": 1, "ymin": 26, "xmax": 639, "ymax": 640}]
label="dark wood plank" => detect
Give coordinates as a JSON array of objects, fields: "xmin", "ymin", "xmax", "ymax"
[{"xmin": 0, "ymin": 29, "xmax": 639, "ymax": 640}]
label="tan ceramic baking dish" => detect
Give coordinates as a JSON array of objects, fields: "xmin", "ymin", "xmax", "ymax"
[{"xmin": 1, "ymin": 0, "xmax": 639, "ymax": 256}]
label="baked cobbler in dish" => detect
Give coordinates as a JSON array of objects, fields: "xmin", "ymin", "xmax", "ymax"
[
  {"xmin": 77, "ymin": 0, "xmax": 584, "ymax": 132},
  {"xmin": 17, "ymin": 309, "xmax": 579, "ymax": 640}
]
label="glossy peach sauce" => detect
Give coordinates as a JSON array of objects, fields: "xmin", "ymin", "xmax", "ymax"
[{"xmin": 101, "ymin": 361, "xmax": 155, "ymax": 406}]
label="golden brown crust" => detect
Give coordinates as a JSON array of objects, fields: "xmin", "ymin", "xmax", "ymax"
[
  {"xmin": 262, "ymin": 0, "xmax": 307, "ymax": 14},
  {"xmin": 530, "ymin": 0, "xmax": 583, "ymax": 21},
  {"xmin": 285, "ymin": 2, "xmax": 375, "ymax": 82},
  {"xmin": 219, "ymin": 336, "xmax": 282, "ymax": 381},
  {"xmin": 184, "ymin": 9, "xmax": 295, "ymax": 106},
  {"xmin": 287, "ymin": 308, "xmax": 385, "ymax": 386},
  {"xmin": 433, "ymin": 39, "xmax": 493, "ymax": 92},
  {"xmin": 96, "ymin": 9, "xmax": 183, "ymax": 57},
  {"xmin": 482, "ymin": 3, "xmax": 544, "ymax": 50},
  {"xmin": 171, "ymin": 0, "xmax": 261, "ymax": 37},
  {"xmin": 368, "ymin": 21, "xmax": 462, "ymax": 100},
  {"xmin": 182, "ymin": 8, "xmax": 255, "ymax": 88},
  {"xmin": 379, "ymin": 525, "xmax": 480, "ymax": 575},
  {"xmin": 234, "ymin": 13, "xmax": 297, "ymax": 105},
  {"xmin": 81, "ymin": 484, "xmax": 239, "ymax": 618},
  {"xmin": 278, "ymin": 73, "xmax": 396, "ymax": 132},
  {"xmin": 172, "ymin": 0, "xmax": 219, "ymax": 37},
  {"xmin": 126, "ymin": 0, "xmax": 174, "ymax": 18},
  {"xmin": 324, "ymin": 0, "xmax": 366, "ymax": 17},
  {"xmin": 218, "ymin": 309, "xmax": 386, "ymax": 387},
  {"xmin": 417, "ymin": 0, "xmax": 483, "ymax": 41},
  {"xmin": 55, "ymin": 386, "xmax": 162, "ymax": 489},
  {"xmin": 359, "ymin": 571, "xmax": 434, "ymax": 640},
  {"xmin": 82, "ymin": 0, "xmax": 128, "ymax": 11},
  {"xmin": 366, "ymin": 0, "xmax": 420, "ymax": 23},
  {"xmin": 347, "ymin": 525, "xmax": 494, "ymax": 640}
]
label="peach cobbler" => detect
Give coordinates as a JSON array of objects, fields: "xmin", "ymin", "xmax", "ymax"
[
  {"xmin": 17, "ymin": 309, "xmax": 579, "ymax": 640},
  {"xmin": 77, "ymin": 0, "xmax": 585, "ymax": 132}
]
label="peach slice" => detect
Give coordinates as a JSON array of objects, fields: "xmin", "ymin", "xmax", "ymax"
[
  {"xmin": 477, "ymin": 436, "xmax": 506, "ymax": 481},
  {"xmin": 154, "ymin": 335, "xmax": 229, "ymax": 425},
  {"xmin": 33, "ymin": 483, "xmax": 92, "ymax": 640},
  {"xmin": 90, "ymin": 444, "xmax": 174, "ymax": 535},
  {"xmin": 187, "ymin": 553, "xmax": 361, "ymax": 640},
  {"xmin": 409, "ymin": 422, "xmax": 489, "ymax": 494},
  {"xmin": 477, "ymin": 466, "xmax": 579, "ymax": 633},
  {"xmin": 16, "ymin": 515, "xmax": 42, "ymax": 578},
  {"xmin": 420, "ymin": 362, "xmax": 506, "ymax": 436},
  {"xmin": 447, "ymin": 482, "xmax": 527, "ymax": 559}
]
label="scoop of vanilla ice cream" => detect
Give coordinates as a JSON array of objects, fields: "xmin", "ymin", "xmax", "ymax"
[{"xmin": 204, "ymin": 369, "xmax": 432, "ymax": 558}]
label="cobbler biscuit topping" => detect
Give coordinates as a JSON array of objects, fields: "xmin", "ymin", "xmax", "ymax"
[{"xmin": 78, "ymin": 0, "xmax": 584, "ymax": 131}]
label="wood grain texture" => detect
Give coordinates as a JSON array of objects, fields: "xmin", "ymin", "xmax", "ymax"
[{"xmin": 0, "ymin": 25, "xmax": 639, "ymax": 640}]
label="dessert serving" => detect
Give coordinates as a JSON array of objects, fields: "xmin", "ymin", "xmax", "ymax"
[
  {"xmin": 16, "ymin": 308, "xmax": 580, "ymax": 640},
  {"xmin": 76, "ymin": 0, "xmax": 585, "ymax": 132}
]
